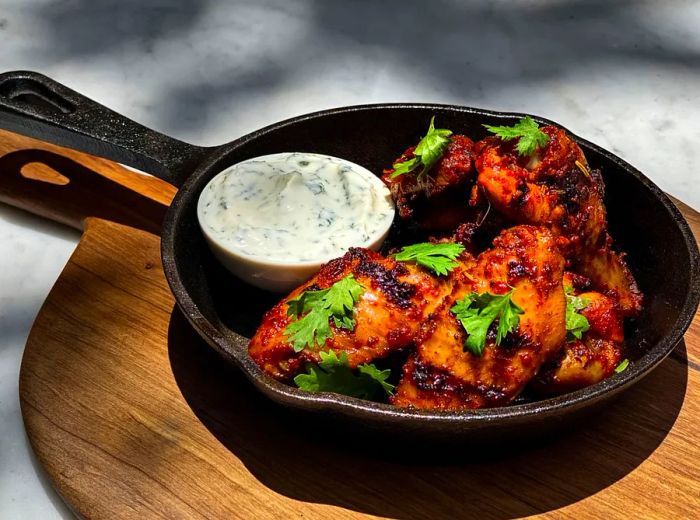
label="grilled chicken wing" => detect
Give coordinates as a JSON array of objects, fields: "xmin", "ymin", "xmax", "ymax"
[
  {"xmin": 382, "ymin": 135, "xmax": 480, "ymax": 230},
  {"xmin": 391, "ymin": 225, "xmax": 566, "ymax": 410},
  {"xmin": 249, "ymin": 247, "xmax": 454, "ymax": 381},
  {"xmin": 475, "ymin": 127, "xmax": 642, "ymax": 316},
  {"xmin": 575, "ymin": 242, "xmax": 641, "ymax": 319},
  {"xmin": 531, "ymin": 275, "xmax": 624, "ymax": 395}
]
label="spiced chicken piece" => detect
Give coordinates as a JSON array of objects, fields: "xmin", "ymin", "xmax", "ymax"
[
  {"xmin": 392, "ymin": 225, "xmax": 567, "ymax": 410},
  {"xmin": 249, "ymin": 247, "xmax": 456, "ymax": 381},
  {"xmin": 475, "ymin": 126, "xmax": 642, "ymax": 316},
  {"xmin": 382, "ymin": 135, "xmax": 481, "ymax": 230},
  {"xmin": 531, "ymin": 274, "xmax": 624, "ymax": 395}
]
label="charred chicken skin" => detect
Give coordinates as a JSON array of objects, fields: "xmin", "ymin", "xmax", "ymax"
[
  {"xmin": 391, "ymin": 225, "xmax": 566, "ymax": 410},
  {"xmin": 531, "ymin": 273, "xmax": 624, "ymax": 395},
  {"xmin": 248, "ymin": 247, "xmax": 453, "ymax": 381},
  {"xmin": 382, "ymin": 135, "xmax": 480, "ymax": 230},
  {"xmin": 475, "ymin": 126, "xmax": 642, "ymax": 316}
]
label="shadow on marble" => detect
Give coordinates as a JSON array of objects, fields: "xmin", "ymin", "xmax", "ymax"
[
  {"xmin": 21, "ymin": 0, "xmax": 700, "ymax": 136},
  {"xmin": 0, "ymin": 203, "xmax": 78, "ymax": 242},
  {"xmin": 19, "ymin": 0, "xmax": 209, "ymax": 58},
  {"xmin": 168, "ymin": 308, "xmax": 688, "ymax": 519},
  {"xmin": 0, "ymin": 301, "xmax": 56, "ymax": 348}
]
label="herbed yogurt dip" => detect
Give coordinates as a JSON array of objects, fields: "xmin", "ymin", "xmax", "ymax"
[{"xmin": 197, "ymin": 153, "xmax": 395, "ymax": 263}]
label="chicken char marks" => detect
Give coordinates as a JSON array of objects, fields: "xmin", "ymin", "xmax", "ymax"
[
  {"xmin": 248, "ymin": 247, "xmax": 453, "ymax": 381},
  {"xmin": 382, "ymin": 134, "xmax": 480, "ymax": 231},
  {"xmin": 531, "ymin": 273, "xmax": 624, "ymax": 395},
  {"xmin": 475, "ymin": 126, "xmax": 642, "ymax": 317},
  {"xmin": 392, "ymin": 225, "xmax": 566, "ymax": 410}
]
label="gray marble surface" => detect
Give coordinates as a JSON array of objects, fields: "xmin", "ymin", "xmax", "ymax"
[{"xmin": 1, "ymin": 0, "xmax": 699, "ymax": 517}]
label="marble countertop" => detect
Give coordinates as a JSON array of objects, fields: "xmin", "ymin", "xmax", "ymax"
[{"xmin": 1, "ymin": 1, "xmax": 699, "ymax": 517}]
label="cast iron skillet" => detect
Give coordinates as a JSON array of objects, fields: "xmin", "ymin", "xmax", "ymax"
[{"xmin": 1, "ymin": 70, "xmax": 698, "ymax": 442}]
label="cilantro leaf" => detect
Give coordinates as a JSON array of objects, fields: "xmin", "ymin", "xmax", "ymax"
[
  {"xmin": 483, "ymin": 116, "xmax": 550, "ymax": 156},
  {"xmin": 293, "ymin": 350, "xmax": 395, "ymax": 398},
  {"xmin": 391, "ymin": 157, "xmax": 420, "ymax": 177},
  {"xmin": 394, "ymin": 242, "xmax": 465, "ymax": 276},
  {"xmin": 450, "ymin": 294, "xmax": 490, "ymax": 355},
  {"xmin": 357, "ymin": 363, "xmax": 394, "ymax": 395},
  {"xmin": 286, "ymin": 288, "xmax": 329, "ymax": 318},
  {"xmin": 614, "ymin": 358, "xmax": 630, "ymax": 374},
  {"xmin": 450, "ymin": 289, "xmax": 524, "ymax": 356},
  {"xmin": 324, "ymin": 275, "xmax": 364, "ymax": 319},
  {"xmin": 495, "ymin": 295, "xmax": 524, "ymax": 345},
  {"xmin": 391, "ymin": 116, "xmax": 453, "ymax": 178},
  {"xmin": 284, "ymin": 306, "xmax": 334, "ymax": 353},
  {"xmin": 284, "ymin": 275, "xmax": 365, "ymax": 352},
  {"xmin": 564, "ymin": 286, "xmax": 591, "ymax": 341}
]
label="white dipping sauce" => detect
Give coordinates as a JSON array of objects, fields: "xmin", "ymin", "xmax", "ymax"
[{"xmin": 197, "ymin": 153, "xmax": 395, "ymax": 291}]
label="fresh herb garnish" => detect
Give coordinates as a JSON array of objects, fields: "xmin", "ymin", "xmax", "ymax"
[
  {"xmin": 394, "ymin": 242, "xmax": 465, "ymax": 276},
  {"xmin": 450, "ymin": 289, "xmax": 524, "ymax": 356},
  {"xmin": 294, "ymin": 350, "xmax": 394, "ymax": 398},
  {"xmin": 614, "ymin": 358, "xmax": 630, "ymax": 374},
  {"xmin": 391, "ymin": 116, "xmax": 453, "ymax": 179},
  {"xmin": 565, "ymin": 286, "xmax": 591, "ymax": 341},
  {"xmin": 284, "ymin": 275, "xmax": 365, "ymax": 352},
  {"xmin": 483, "ymin": 116, "xmax": 550, "ymax": 156}
]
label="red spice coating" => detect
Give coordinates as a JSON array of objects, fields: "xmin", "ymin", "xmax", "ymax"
[
  {"xmin": 248, "ymin": 247, "xmax": 454, "ymax": 381},
  {"xmin": 475, "ymin": 126, "xmax": 642, "ymax": 317},
  {"xmin": 392, "ymin": 226, "xmax": 567, "ymax": 410},
  {"xmin": 381, "ymin": 135, "xmax": 479, "ymax": 230},
  {"xmin": 530, "ymin": 280, "xmax": 624, "ymax": 395}
]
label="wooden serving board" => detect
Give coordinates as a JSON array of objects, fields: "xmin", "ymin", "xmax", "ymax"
[{"xmin": 2, "ymin": 129, "xmax": 699, "ymax": 519}]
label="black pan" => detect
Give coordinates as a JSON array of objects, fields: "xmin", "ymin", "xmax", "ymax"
[{"xmin": 1, "ymin": 70, "xmax": 698, "ymax": 442}]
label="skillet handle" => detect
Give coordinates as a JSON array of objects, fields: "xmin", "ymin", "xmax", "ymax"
[{"xmin": 0, "ymin": 70, "xmax": 210, "ymax": 187}]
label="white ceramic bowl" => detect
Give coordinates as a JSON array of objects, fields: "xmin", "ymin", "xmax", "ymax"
[{"xmin": 197, "ymin": 153, "xmax": 395, "ymax": 292}]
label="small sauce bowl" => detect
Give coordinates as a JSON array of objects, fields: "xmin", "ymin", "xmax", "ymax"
[{"xmin": 197, "ymin": 152, "xmax": 395, "ymax": 292}]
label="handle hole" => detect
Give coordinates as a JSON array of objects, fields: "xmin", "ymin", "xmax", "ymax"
[
  {"xmin": 20, "ymin": 162, "xmax": 70, "ymax": 186},
  {"xmin": 0, "ymin": 78, "xmax": 76, "ymax": 115}
]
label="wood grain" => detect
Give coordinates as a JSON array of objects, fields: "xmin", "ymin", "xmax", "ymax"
[{"xmin": 2, "ymin": 132, "xmax": 699, "ymax": 519}]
